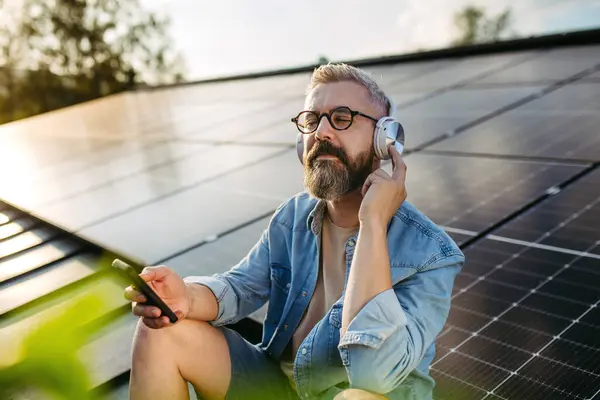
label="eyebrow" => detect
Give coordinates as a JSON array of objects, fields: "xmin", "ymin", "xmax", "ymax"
[{"xmin": 306, "ymin": 105, "xmax": 348, "ymax": 112}]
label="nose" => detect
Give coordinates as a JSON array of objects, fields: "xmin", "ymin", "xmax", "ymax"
[{"xmin": 314, "ymin": 115, "xmax": 336, "ymax": 142}]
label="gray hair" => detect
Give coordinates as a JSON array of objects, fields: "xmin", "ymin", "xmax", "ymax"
[{"xmin": 305, "ymin": 62, "xmax": 389, "ymax": 116}]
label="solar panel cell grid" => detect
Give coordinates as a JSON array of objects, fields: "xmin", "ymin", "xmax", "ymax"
[
  {"xmin": 389, "ymin": 51, "xmax": 531, "ymax": 91},
  {"xmin": 397, "ymin": 154, "xmax": 585, "ymax": 240},
  {"xmin": 429, "ymin": 84, "xmax": 600, "ymax": 161},
  {"xmin": 433, "ymin": 228, "xmax": 600, "ymax": 398},
  {"xmin": 393, "ymin": 85, "xmax": 542, "ymax": 149},
  {"xmin": 474, "ymin": 45, "xmax": 600, "ymax": 85}
]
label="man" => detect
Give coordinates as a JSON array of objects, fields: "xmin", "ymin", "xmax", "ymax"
[{"xmin": 124, "ymin": 63, "xmax": 464, "ymax": 400}]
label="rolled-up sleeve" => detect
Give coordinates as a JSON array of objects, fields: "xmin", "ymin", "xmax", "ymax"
[
  {"xmin": 183, "ymin": 228, "xmax": 272, "ymax": 326},
  {"xmin": 337, "ymin": 252, "xmax": 464, "ymax": 394}
]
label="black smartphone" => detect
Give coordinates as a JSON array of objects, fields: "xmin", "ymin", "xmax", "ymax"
[{"xmin": 112, "ymin": 258, "xmax": 178, "ymax": 324}]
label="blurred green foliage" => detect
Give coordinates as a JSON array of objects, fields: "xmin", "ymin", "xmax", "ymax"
[
  {"xmin": 0, "ymin": 0, "xmax": 185, "ymax": 124},
  {"xmin": 0, "ymin": 292, "xmax": 109, "ymax": 399},
  {"xmin": 453, "ymin": 5, "xmax": 514, "ymax": 46}
]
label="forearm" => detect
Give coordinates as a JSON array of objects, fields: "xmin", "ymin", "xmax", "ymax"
[
  {"xmin": 341, "ymin": 221, "xmax": 393, "ymax": 335},
  {"xmin": 185, "ymin": 282, "xmax": 219, "ymax": 322}
]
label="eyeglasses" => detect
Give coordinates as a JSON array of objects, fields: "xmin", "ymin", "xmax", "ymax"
[{"xmin": 291, "ymin": 106, "xmax": 379, "ymax": 134}]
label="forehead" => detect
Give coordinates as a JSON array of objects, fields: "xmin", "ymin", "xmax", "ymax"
[{"xmin": 305, "ymin": 81, "xmax": 374, "ymax": 112}]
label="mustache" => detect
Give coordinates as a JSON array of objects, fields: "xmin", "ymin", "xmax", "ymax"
[{"xmin": 307, "ymin": 141, "xmax": 349, "ymax": 167}]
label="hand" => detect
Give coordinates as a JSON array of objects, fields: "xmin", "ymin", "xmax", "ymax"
[
  {"xmin": 124, "ymin": 265, "xmax": 190, "ymax": 329},
  {"xmin": 359, "ymin": 145, "xmax": 407, "ymax": 227}
]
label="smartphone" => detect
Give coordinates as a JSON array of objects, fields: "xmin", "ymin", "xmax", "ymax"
[{"xmin": 112, "ymin": 258, "xmax": 178, "ymax": 324}]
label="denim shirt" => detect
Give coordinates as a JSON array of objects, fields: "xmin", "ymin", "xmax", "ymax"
[{"xmin": 184, "ymin": 192, "xmax": 464, "ymax": 399}]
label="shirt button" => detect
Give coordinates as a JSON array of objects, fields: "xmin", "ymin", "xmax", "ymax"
[
  {"xmin": 301, "ymin": 348, "xmax": 307, "ymax": 355},
  {"xmin": 348, "ymin": 239, "xmax": 355, "ymax": 247},
  {"xmin": 302, "ymin": 291, "xmax": 307, "ymax": 297},
  {"xmin": 283, "ymin": 324, "xmax": 288, "ymax": 330},
  {"xmin": 286, "ymin": 283, "xmax": 291, "ymax": 288}
]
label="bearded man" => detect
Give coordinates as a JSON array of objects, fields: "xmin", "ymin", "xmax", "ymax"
[{"xmin": 124, "ymin": 63, "xmax": 464, "ymax": 400}]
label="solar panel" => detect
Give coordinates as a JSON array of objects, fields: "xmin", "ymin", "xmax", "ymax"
[
  {"xmin": 238, "ymin": 122, "xmax": 298, "ymax": 145},
  {"xmin": 0, "ymin": 256, "xmax": 97, "ymax": 314},
  {"xmin": 396, "ymin": 85, "xmax": 543, "ymax": 149},
  {"xmin": 431, "ymin": 166, "xmax": 600, "ymax": 399},
  {"xmin": 4, "ymin": 141, "xmax": 209, "ymax": 209},
  {"xmin": 363, "ymin": 62, "xmax": 440, "ymax": 87},
  {"xmin": 428, "ymin": 83, "xmax": 600, "ymax": 162},
  {"xmin": 433, "ymin": 236, "xmax": 600, "ymax": 400},
  {"xmin": 78, "ymin": 182, "xmax": 281, "ymax": 263},
  {"xmin": 151, "ymin": 71, "xmax": 311, "ymax": 103},
  {"xmin": 383, "ymin": 154, "xmax": 586, "ymax": 244},
  {"xmin": 0, "ymin": 237, "xmax": 82, "ymax": 283},
  {"xmin": 474, "ymin": 45, "xmax": 600, "ymax": 85},
  {"xmin": 386, "ymin": 52, "xmax": 533, "ymax": 91},
  {"xmin": 492, "ymin": 168, "xmax": 600, "ymax": 256},
  {"xmin": 4, "ymin": 143, "xmax": 289, "ymax": 227},
  {"xmin": 188, "ymin": 98, "xmax": 304, "ymax": 142},
  {"xmin": 167, "ymin": 216, "xmax": 271, "ymax": 279}
]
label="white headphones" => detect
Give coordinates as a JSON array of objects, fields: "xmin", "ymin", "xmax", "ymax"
[{"xmin": 296, "ymin": 96, "xmax": 405, "ymax": 164}]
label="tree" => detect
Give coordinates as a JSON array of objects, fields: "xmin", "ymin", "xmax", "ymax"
[
  {"xmin": 452, "ymin": 5, "xmax": 513, "ymax": 46},
  {"xmin": 317, "ymin": 54, "xmax": 330, "ymax": 65},
  {"xmin": 0, "ymin": 0, "xmax": 185, "ymax": 124}
]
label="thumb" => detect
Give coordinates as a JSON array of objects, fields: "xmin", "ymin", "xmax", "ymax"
[{"xmin": 139, "ymin": 265, "xmax": 170, "ymax": 282}]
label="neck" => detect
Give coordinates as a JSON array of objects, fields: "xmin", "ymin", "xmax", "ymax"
[{"xmin": 325, "ymin": 190, "xmax": 362, "ymax": 228}]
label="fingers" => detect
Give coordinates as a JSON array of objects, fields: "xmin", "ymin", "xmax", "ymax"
[
  {"xmin": 373, "ymin": 169, "xmax": 389, "ymax": 179},
  {"xmin": 139, "ymin": 265, "xmax": 170, "ymax": 282},
  {"xmin": 361, "ymin": 173, "xmax": 376, "ymax": 197},
  {"xmin": 389, "ymin": 146, "xmax": 407, "ymax": 181},
  {"xmin": 124, "ymin": 286, "xmax": 146, "ymax": 303},
  {"xmin": 132, "ymin": 302, "xmax": 162, "ymax": 318},
  {"xmin": 142, "ymin": 316, "xmax": 172, "ymax": 329},
  {"xmin": 361, "ymin": 169, "xmax": 390, "ymax": 196}
]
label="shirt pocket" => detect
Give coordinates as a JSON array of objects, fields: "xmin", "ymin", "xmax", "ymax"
[
  {"xmin": 266, "ymin": 263, "xmax": 291, "ymax": 326},
  {"xmin": 327, "ymin": 302, "xmax": 344, "ymax": 366}
]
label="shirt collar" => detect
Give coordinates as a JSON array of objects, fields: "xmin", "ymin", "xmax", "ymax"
[
  {"xmin": 306, "ymin": 199, "xmax": 327, "ymax": 235},
  {"xmin": 306, "ymin": 197, "xmax": 397, "ymax": 236}
]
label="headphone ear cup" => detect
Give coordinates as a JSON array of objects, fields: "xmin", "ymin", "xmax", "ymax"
[
  {"xmin": 372, "ymin": 95, "xmax": 404, "ymax": 159},
  {"xmin": 373, "ymin": 117, "xmax": 405, "ymax": 160},
  {"xmin": 296, "ymin": 133, "xmax": 304, "ymax": 164},
  {"xmin": 373, "ymin": 119, "xmax": 389, "ymax": 160}
]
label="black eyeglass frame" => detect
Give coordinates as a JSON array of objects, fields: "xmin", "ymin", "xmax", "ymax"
[{"xmin": 291, "ymin": 106, "xmax": 379, "ymax": 134}]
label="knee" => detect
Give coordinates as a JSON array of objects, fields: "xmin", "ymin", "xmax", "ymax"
[
  {"xmin": 333, "ymin": 388, "xmax": 388, "ymax": 400},
  {"xmin": 132, "ymin": 318, "xmax": 212, "ymax": 354}
]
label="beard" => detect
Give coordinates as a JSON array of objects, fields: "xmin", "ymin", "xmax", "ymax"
[{"xmin": 303, "ymin": 140, "xmax": 374, "ymax": 201}]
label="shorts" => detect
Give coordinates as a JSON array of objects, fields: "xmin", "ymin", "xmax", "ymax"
[{"xmin": 194, "ymin": 327, "xmax": 300, "ymax": 400}]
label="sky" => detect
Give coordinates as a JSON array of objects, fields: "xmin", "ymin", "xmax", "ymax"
[
  {"xmin": 140, "ymin": 0, "xmax": 600, "ymax": 81},
  {"xmin": 2, "ymin": 0, "xmax": 598, "ymax": 79}
]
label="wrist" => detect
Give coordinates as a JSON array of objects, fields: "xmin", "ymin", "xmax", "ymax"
[
  {"xmin": 359, "ymin": 217, "xmax": 387, "ymax": 233},
  {"xmin": 184, "ymin": 282, "xmax": 195, "ymax": 320},
  {"xmin": 184, "ymin": 282, "xmax": 218, "ymax": 322}
]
